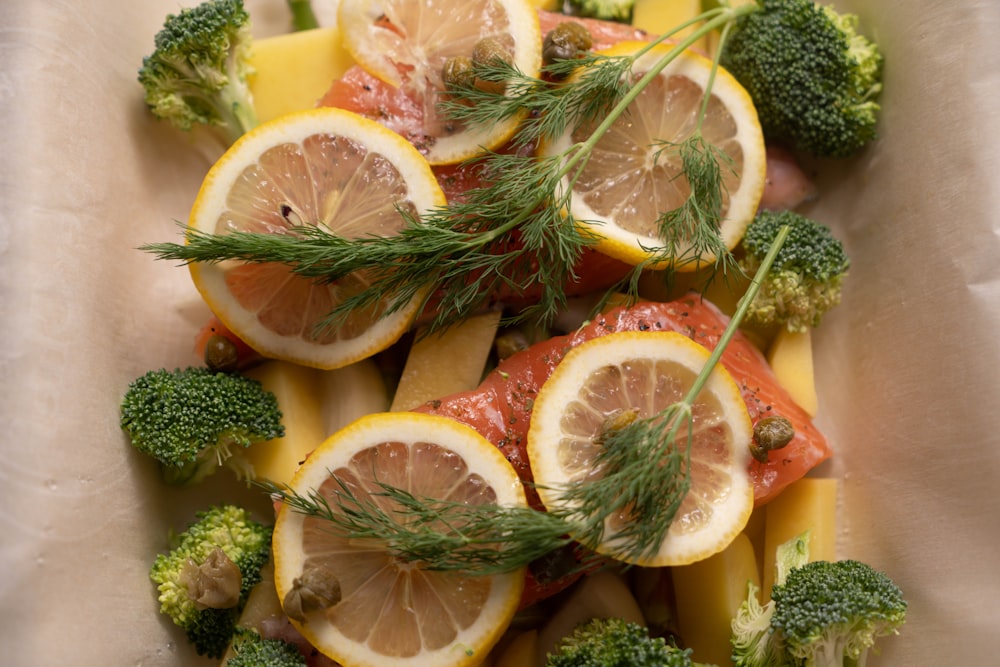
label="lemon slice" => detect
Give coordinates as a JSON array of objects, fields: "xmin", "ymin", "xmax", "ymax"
[
  {"xmin": 540, "ymin": 41, "xmax": 766, "ymax": 270},
  {"xmin": 188, "ymin": 108, "xmax": 446, "ymax": 370},
  {"xmin": 527, "ymin": 331, "xmax": 754, "ymax": 566},
  {"xmin": 272, "ymin": 412, "xmax": 526, "ymax": 666},
  {"xmin": 337, "ymin": 0, "xmax": 542, "ymax": 165}
]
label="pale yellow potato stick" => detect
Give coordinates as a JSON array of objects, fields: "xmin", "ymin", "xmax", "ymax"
[
  {"xmin": 244, "ymin": 360, "xmax": 327, "ymax": 484},
  {"xmin": 671, "ymin": 532, "xmax": 760, "ymax": 667},
  {"xmin": 495, "ymin": 630, "xmax": 540, "ymax": 667},
  {"xmin": 762, "ymin": 477, "xmax": 838, "ymax": 595},
  {"xmin": 319, "ymin": 357, "xmax": 390, "ymax": 435},
  {"xmin": 702, "ymin": 0, "xmax": 756, "ymax": 57},
  {"xmin": 390, "ymin": 310, "xmax": 501, "ymax": 411},
  {"xmin": 743, "ymin": 503, "xmax": 767, "ymax": 576},
  {"xmin": 248, "ymin": 27, "xmax": 356, "ymax": 123},
  {"xmin": 767, "ymin": 327, "xmax": 819, "ymax": 416},
  {"xmin": 632, "ymin": 0, "xmax": 708, "ymax": 53}
]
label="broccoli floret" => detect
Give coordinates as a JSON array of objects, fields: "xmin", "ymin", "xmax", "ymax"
[
  {"xmin": 120, "ymin": 366, "xmax": 284, "ymax": 485},
  {"xmin": 738, "ymin": 210, "xmax": 849, "ymax": 333},
  {"xmin": 226, "ymin": 628, "xmax": 306, "ymax": 667},
  {"xmin": 149, "ymin": 505, "xmax": 273, "ymax": 659},
  {"xmin": 138, "ymin": 0, "xmax": 259, "ymax": 145},
  {"xmin": 567, "ymin": 0, "xmax": 635, "ymax": 23},
  {"xmin": 731, "ymin": 531, "xmax": 810, "ymax": 667},
  {"xmin": 546, "ymin": 617, "xmax": 705, "ymax": 667},
  {"xmin": 771, "ymin": 560, "xmax": 907, "ymax": 667},
  {"xmin": 720, "ymin": 0, "xmax": 884, "ymax": 158}
]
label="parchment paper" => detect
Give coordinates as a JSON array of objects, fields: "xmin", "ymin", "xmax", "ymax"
[{"xmin": 0, "ymin": 0, "xmax": 997, "ymax": 664}]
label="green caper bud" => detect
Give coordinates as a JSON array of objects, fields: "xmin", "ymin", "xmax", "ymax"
[
  {"xmin": 543, "ymin": 21, "xmax": 593, "ymax": 67},
  {"xmin": 494, "ymin": 330, "xmax": 529, "ymax": 360},
  {"xmin": 472, "ymin": 37, "xmax": 513, "ymax": 66},
  {"xmin": 471, "ymin": 37, "xmax": 513, "ymax": 94},
  {"xmin": 204, "ymin": 334, "xmax": 239, "ymax": 373},
  {"xmin": 749, "ymin": 415, "xmax": 796, "ymax": 463},
  {"xmin": 442, "ymin": 55, "xmax": 476, "ymax": 91},
  {"xmin": 597, "ymin": 407, "xmax": 640, "ymax": 445},
  {"xmin": 282, "ymin": 563, "xmax": 342, "ymax": 623},
  {"xmin": 180, "ymin": 547, "xmax": 242, "ymax": 610}
]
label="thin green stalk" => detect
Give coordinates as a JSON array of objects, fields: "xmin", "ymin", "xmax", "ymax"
[{"xmin": 287, "ymin": 0, "xmax": 319, "ymax": 31}]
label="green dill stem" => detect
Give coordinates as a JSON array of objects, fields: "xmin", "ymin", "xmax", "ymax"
[
  {"xmin": 260, "ymin": 478, "xmax": 575, "ymax": 575},
  {"xmin": 542, "ymin": 5, "xmax": 740, "ymax": 279},
  {"xmin": 260, "ymin": 227, "xmax": 791, "ymax": 572},
  {"xmin": 286, "ymin": 0, "xmax": 319, "ymax": 32},
  {"xmin": 144, "ymin": 2, "xmax": 763, "ymax": 338},
  {"xmin": 573, "ymin": 2, "xmax": 759, "ymax": 157},
  {"xmin": 681, "ymin": 224, "xmax": 791, "ymax": 406},
  {"xmin": 561, "ymin": 224, "xmax": 791, "ymax": 563}
]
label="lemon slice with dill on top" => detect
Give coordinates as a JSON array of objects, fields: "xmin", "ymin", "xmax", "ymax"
[
  {"xmin": 337, "ymin": 0, "xmax": 543, "ymax": 165},
  {"xmin": 540, "ymin": 41, "xmax": 767, "ymax": 270},
  {"xmin": 527, "ymin": 330, "xmax": 755, "ymax": 567},
  {"xmin": 271, "ymin": 412, "xmax": 526, "ymax": 667},
  {"xmin": 186, "ymin": 107, "xmax": 446, "ymax": 370}
]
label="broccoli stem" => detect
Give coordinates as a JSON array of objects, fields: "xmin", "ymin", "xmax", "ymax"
[{"xmin": 220, "ymin": 52, "xmax": 259, "ymax": 144}]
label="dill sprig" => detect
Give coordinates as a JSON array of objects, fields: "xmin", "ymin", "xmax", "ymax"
[
  {"xmin": 541, "ymin": 224, "xmax": 790, "ymax": 565},
  {"xmin": 260, "ymin": 478, "xmax": 575, "ymax": 575},
  {"xmin": 264, "ymin": 227, "xmax": 790, "ymax": 573},
  {"xmin": 143, "ymin": 2, "xmax": 761, "ymax": 336},
  {"xmin": 437, "ymin": 53, "xmax": 633, "ymax": 150},
  {"xmin": 646, "ymin": 135, "xmax": 737, "ymax": 271}
]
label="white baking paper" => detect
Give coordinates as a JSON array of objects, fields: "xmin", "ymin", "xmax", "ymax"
[{"xmin": 0, "ymin": 0, "xmax": 997, "ymax": 664}]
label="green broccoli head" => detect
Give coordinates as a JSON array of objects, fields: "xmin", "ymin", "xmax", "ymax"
[
  {"xmin": 121, "ymin": 366, "xmax": 283, "ymax": 485},
  {"xmin": 567, "ymin": 0, "xmax": 635, "ymax": 23},
  {"xmin": 770, "ymin": 560, "xmax": 907, "ymax": 667},
  {"xmin": 720, "ymin": 0, "xmax": 884, "ymax": 158},
  {"xmin": 226, "ymin": 628, "xmax": 306, "ymax": 667},
  {"xmin": 137, "ymin": 0, "xmax": 259, "ymax": 145},
  {"xmin": 738, "ymin": 210, "xmax": 849, "ymax": 332},
  {"xmin": 546, "ymin": 617, "xmax": 697, "ymax": 667},
  {"xmin": 150, "ymin": 505, "xmax": 273, "ymax": 659}
]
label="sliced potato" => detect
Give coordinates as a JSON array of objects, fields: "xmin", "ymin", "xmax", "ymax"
[
  {"xmin": 671, "ymin": 533, "xmax": 760, "ymax": 667},
  {"xmin": 762, "ymin": 477, "xmax": 838, "ymax": 594},
  {"xmin": 767, "ymin": 327, "xmax": 818, "ymax": 416},
  {"xmin": 390, "ymin": 311, "xmax": 501, "ymax": 411},
  {"xmin": 248, "ymin": 27, "xmax": 356, "ymax": 123},
  {"xmin": 495, "ymin": 630, "xmax": 539, "ymax": 667},
  {"xmin": 633, "ymin": 0, "xmax": 708, "ymax": 53},
  {"xmin": 319, "ymin": 357, "xmax": 390, "ymax": 434},
  {"xmin": 244, "ymin": 361, "xmax": 326, "ymax": 485}
]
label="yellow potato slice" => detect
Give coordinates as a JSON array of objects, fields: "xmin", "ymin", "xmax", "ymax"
[
  {"xmin": 671, "ymin": 532, "xmax": 760, "ymax": 667},
  {"xmin": 248, "ymin": 27, "xmax": 356, "ymax": 123}
]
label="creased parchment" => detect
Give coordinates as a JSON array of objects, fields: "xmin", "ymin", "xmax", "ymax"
[{"xmin": 0, "ymin": 1, "xmax": 997, "ymax": 665}]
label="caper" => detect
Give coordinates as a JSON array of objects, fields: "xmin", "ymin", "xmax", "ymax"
[
  {"xmin": 204, "ymin": 334, "xmax": 239, "ymax": 373},
  {"xmin": 749, "ymin": 415, "xmax": 795, "ymax": 463},
  {"xmin": 282, "ymin": 562, "xmax": 342, "ymax": 622},
  {"xmin": 494, "ymin": 330, "xmax": 529, "ymax": 360},
  {"xmin": 471, "ymin": 37, "xmax": 513, "ymax": 94},
  {"xmin": 543, "ymin": 21, "xmax": 593, "ymax": 68},
  {"xmin": 528, "ymin": 543, "xmax": 580, "ymax": 585},
  {"xmin": 472, "ymin": 37, "xmax": 513, "ymax": 66},
  {"xmin": 442, "ymin": 55, "xmax": 476, "ymax": 91},
  {"xmin": 597, "ymin": 407, "xmax": 640, "ymax": 445},
  {"xmin": 179, "ymin": 546, "xmax": 242, "ymax": 610}
]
